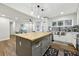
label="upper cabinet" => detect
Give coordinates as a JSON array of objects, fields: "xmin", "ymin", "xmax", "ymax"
[
  {"xmin": 52, "ymin": 22, "xmax": 57, "ymax": 26},
  {"xmin": 52, "ymin": 20, "xmax": 73, "ymax": 27},
  {"xmin": 65, "ymin": 20, "xmax": 72, "ymax": 26},
  {"xmin": 58, "ymin": 21, "xmax": 63, "ymax": 26}
]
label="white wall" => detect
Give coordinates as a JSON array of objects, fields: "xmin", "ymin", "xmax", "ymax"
[
  {"xmin": 15, "ymin": 21, "xmax": 22, "ymax": 32},
  {"xmin": 41, "ymin": 18, "xmax": 49, "ymax": 32},
  {"xmin": 15, "ymin": 20, "xmax": 33, "ymax": 32},
  {"xmin": 15, "ymin": 18, "xmax": 49, "ymax": 32},
  {"xmin": 0, "ymin": 17, "xmax": 10, "ymax": 41},
  {"xmin": 77, "ymin": 8, "xmax": 79, "ymax": 25}
]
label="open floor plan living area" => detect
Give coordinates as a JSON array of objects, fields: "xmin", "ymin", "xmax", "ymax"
[{"xmin": 0, "ymin": 3, "xmax": 79, "ymax": 56}]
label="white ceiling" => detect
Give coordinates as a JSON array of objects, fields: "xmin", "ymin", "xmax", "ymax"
[
  {"xmin": 3, "ymin": 3, "xmax": 79, "ymax": 19},
  {"xmin": 0, "ymin": 3, "xmax": 35, "ymax": 22}
]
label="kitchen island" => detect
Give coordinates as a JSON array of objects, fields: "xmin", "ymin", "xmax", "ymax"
[{"xmin": 15, "ymin": 32, "xmax": 53, "ymax": 56}]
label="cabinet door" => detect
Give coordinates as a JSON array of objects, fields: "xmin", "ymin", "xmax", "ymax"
[
  {"xmin": 41, "ymin": 37, "xmax": 49, "ymax": 55},
  {"xmin": 16, "ymin": 37, "xmax": 22, "ymax": 56},
  {"xmin": 46, "ymin": 36, "xmax": 50, "ymax": 46},
  {"xmin": 16, "ymin": 37, "xmax": 32, "ymax": 56},
  {"xmin": 32, "ymin": 41, "xmax": 42, "ymax": 56}
]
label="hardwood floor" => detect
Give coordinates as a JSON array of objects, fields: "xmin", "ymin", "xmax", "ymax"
[
  {"xmin": 0, "ymin": 36, "xmax": 77, "ymax": 56},
  {"xmin": 0, "ymin": 36, "xmax": 16, "ymax": 56}
]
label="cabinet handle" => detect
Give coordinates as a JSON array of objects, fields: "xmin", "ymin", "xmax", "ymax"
[
  {"xmin": 19, "ymin": 41, "xmax": 21, "ymax": 46},
  {"xmin": 36, "ymin": 43, "xmax": 41, "ymax": 47},
  {"xmin": 74, "ymin": 38, "xmax": 77, "ymax": 39}
]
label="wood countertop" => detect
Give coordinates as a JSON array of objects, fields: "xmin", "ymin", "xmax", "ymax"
[{"xmin": 15, "ymin": 32, "xmax": 52, "ymax": 42}]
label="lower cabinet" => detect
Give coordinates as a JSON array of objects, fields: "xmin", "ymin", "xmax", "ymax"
[
  {"xmin": 16, "ymin": 34, "xmax": 53, "ymax": 56},
  {"xmin": 41, "ymin": 36, "xmax": 50, "ymax": 55},
  {"xmin": 16, "ymin": 37, "xmax": 32, "ymax": 56},
  {"xmin": 32, "ymin": 41, "xmax": 42, "ymax": 56},
  {"xmin": 32, "ymin": 36, "xmax": 51, "ymax": 56}
]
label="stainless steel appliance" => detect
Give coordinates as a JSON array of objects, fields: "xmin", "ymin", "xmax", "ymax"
[{"xmin": 76, "ymin": 34, "xmax": 79, "ymax": 50}]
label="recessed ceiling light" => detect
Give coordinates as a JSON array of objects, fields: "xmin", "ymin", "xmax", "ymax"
[
  {"xmin": 37, "ymin": 15, "xmax": 40, "ymax": 18},
  {"xmin": 31, "ymin": 11, "xmax": 33, "ymax": 15},
  {"xmin": 1, "ymin": 14, "xmax": 5, "ymax": 16},
  {"xmin": 15, "ymin": 17, "xmax": 18, "ymax": 20},
  {"xmin": 60, "ymin": 12, "xmax": 64, "ymax": 15}
]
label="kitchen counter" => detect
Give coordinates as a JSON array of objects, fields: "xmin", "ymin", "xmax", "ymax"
[
  {"xmin": 15, "ymin": 32, "xmax": 52, "ymax": 42},
  {"xmin": 15, "ymin": 32, "xmax": 53, "ymax": 56}
]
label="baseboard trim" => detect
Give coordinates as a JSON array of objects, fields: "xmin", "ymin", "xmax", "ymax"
[{"xmin": 0, "ymin": 37, "xmax": 10, "ymax": 41}]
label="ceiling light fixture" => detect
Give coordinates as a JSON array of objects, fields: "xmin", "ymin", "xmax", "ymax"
[
  {"xmin": 37, "ymin": 15, "xmax": 40, "ymax": 18},
  {"xmin": 31, "ymin": 11, "xmax": 33, "ymax": 15},
  {"xmin": 15, "ymin": 17, "xmax": 18, "ymax": 20},
  {"xmin": 37, "ymin": 5, "xmax": 40, "ymax": 8},
  {"xmin": 41, "ymin": 9, "xmax": 44, "ymax": 11},
  {"xmin": 29, "ymin": 19, "xmax": 32, "ymax": 22},
  {"xmin": 1, "ymin": 14, "xmax": 6, "ymax": 16},
  {"xmin": 60, "ymin": 12, "xmax": 64, "ymax": 15},
  {"xmin": 32, "ymin": 4, "xmax": 45, "ymax": 19}
]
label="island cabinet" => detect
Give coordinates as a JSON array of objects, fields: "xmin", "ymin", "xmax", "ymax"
[
  {"xmin": 32, "ymin": 40, "xmax": 42, "ymax": 56},
  {"xmin": 15, "ymin": 32, "xmax": 53, "ymax": 56}
]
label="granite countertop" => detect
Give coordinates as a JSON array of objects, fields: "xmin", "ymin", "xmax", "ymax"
[{"xmin": 15, "ymin": 32, "xmax": 52, "ymax": 42}]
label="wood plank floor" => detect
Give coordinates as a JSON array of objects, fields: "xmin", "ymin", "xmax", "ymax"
[
  {"xmin": 0, "ymin": 36, "xmax": 16, "ymax": 56},
  {"xmin": 0, "ymin": 36, "xmax": 77, "ymax": 56}
]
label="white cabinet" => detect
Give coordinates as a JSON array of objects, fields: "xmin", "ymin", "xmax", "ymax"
[
  {"xmin": 53, "ymin": 32, "xmax": 77, "ymax": 48},
  {"xmin": 65, "ymin": 20, "xmax": 72, "ymax": 26}
]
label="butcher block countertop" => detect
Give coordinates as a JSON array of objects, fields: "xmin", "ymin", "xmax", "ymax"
[{"xmin": 15, "ymin": 32, "xmax": 52, "ymax": 42}]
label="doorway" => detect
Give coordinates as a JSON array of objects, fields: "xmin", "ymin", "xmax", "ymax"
[{"xmin": 10, "ymin": 21, "xmax": 15, "ymax": 36}]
